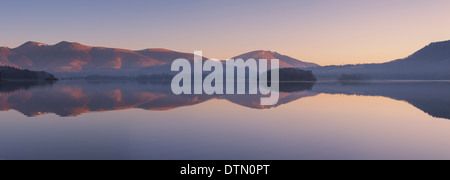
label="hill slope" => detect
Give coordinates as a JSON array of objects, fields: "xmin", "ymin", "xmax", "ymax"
[
  {"xmin": 312, "ymin": 40, "xmax": 450, "ymax": 80},
  {"xmin": 232, "ymin": 50, "xmax": 319, "ymax": 69}
]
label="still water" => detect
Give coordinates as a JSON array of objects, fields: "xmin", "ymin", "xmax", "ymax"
[{"xmin": 0, "ymin": 80, "xmax": 450, "ymax": 160}]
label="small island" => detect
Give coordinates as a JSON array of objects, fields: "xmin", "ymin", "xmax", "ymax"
[{"xmin": 266, "ymin": 68, "xmax": 317, "ymax": 82}]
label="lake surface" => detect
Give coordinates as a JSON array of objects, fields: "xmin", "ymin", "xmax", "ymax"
[{"xmin": 0, "ymin": 80, "xmax": 450, "ymax": 160}]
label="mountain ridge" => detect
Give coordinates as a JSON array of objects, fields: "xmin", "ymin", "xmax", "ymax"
[
  {"xmin": 232, "ymin": 50, "xmax": 319, "ymax": 68},
  {"xmin": 2, "ymin": 39, "xmax": 450, "ymax": 79},
  {"xmin": 0, "ymin": 41, "xmax": 320, "ymax": 75}
]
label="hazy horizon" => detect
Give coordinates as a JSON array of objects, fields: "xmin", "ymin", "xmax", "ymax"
[{"xmin": 2, "ymin": 0, "xmax": 450, "ymax": 66}]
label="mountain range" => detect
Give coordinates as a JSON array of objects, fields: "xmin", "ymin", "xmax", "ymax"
[
  {"xmin": 0, "ymin": 41, "xmax": 318, "ymax": 76},
  {"xmin": 1, "ymin": 40, "xmax": 450, "ymax": 80}
]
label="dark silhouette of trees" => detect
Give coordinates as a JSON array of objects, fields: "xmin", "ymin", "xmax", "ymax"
[
  {"xmin": 0, "ymin": 66, "xmax": 57, "ymax": 81},
  {"xmin": 267, "ymin": 68, "xmax": 317, "ymax": 82}
]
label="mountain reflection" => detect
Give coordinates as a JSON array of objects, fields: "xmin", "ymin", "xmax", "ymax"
[
  {"xmin": 0, "ymin": 80, "xmax": 449, "ymax": 120},
  {"xmin": 0, "ymin": 81, "xmax": 54, "ymax": 93},
  {"xmin": 0, "ymin": 81, "xmax": 316, "ymax": 117},
  {"xmin": 312, "ymin": 81, "xmax": 450, "ymax": 120}
]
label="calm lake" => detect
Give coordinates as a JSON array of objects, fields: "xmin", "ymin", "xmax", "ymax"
[{"xmin": 0, "ymin": 80, "xmax": 450, "ymax": 160}]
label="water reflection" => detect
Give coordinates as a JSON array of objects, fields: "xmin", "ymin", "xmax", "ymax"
[
  {"xmin": 0, "ymin": 80, "xmax": 449, "ymax": 120},
  {"xmin": 0, "ymin": 81, "xmax": 316, "ymax": 117},
  {"xmin": 0, "ymin": 81, "xmax": 54, "ymax": 93},
  {"xmin": 312, "ymin": 81, "xmax": 450, "ymax": 120}
]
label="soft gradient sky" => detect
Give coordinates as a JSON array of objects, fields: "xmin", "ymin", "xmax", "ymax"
[{"xmin": 1, "ymin": 0, "xmax": 450, "ymax": 65}]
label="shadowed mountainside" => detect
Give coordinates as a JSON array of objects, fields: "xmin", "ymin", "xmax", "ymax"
[{"xmin": 311, "ymin": 40, "xmax": 450, "ymax": 80}]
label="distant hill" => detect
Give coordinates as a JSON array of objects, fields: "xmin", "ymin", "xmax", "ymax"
[
  {"xmin": 232, "ymin": 50, "xmax": 319, "ymax": 69},
  {"xmin": 403, "ymin": 40, "xmax": 450, "ymax": 62},
  {"xmin": 135, "ymin": 48, "xmax": 198, "ymax": 64},
  {"xmin": 311, "ymin": 40, "xmax": 450, "ymax": 80},
  {"xmin": 0, "ymin": 66, "xmax": 57, "ymax": 81}
]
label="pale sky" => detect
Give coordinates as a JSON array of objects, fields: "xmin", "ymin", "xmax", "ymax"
[{"xmin": 1, "ymin": 0, "xmax": 450, "ymax": 65}]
